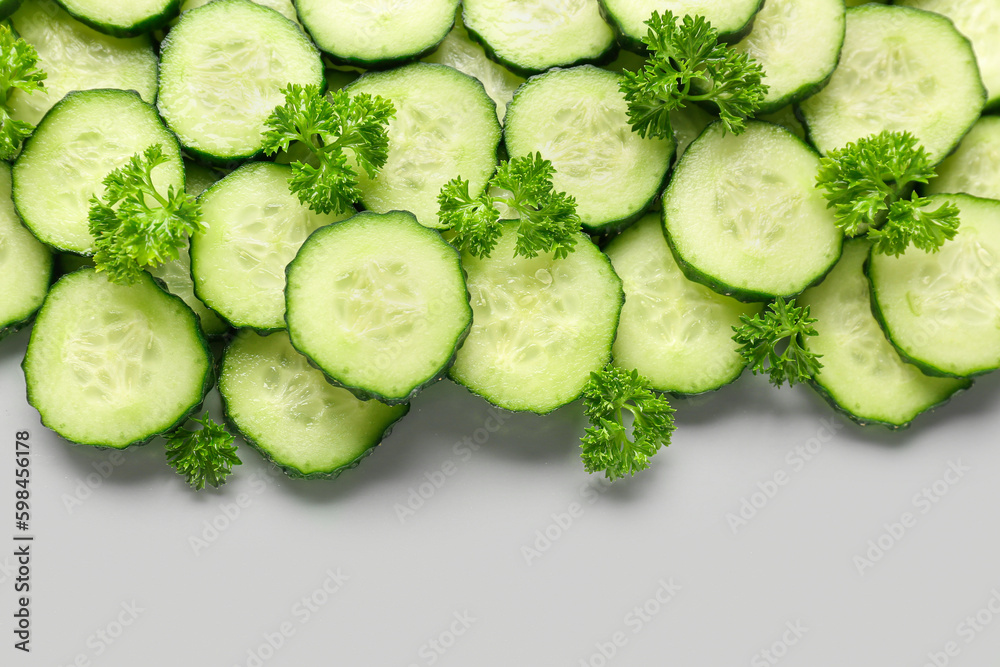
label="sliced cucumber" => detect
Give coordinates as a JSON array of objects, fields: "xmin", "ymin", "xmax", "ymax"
[
  {"xmin": 346, "ymin": 63, "xmax": 501, "ymax": 230},
  {"xmin": 449, "ymin": 223, "xmax": 623, "ymax": 413},
  {"xmin": 179, "ymin": 0, "xmax": 297, "ymax": 23},
  {"xmin": 896, "ymin": 0, "xmax": 1000, "ymax": 110},
  {"xmin": 422, "ymin": 14, "xmax": 525, "ymax": 124},
  {"xmin": 462, "ymin": 0, "xmax": 616, "ymax": 76},
  {"xmin": 662, "ymin": 120, "xmax": 842, "ymax": 301},
  {"xmin": 285, "ymin": 211, "xmax": 472, "ymax": 404},
  {"xmin": 9, "ymin": 0, "xmax": 157, "ymax": 127},
  {"xmin": 732, "ymin": 0, "xmax": 844, "ymax": 114},
  {"xmin": 599, "ymin": 0, "xmax": 764, "ymax": 50},
  {"xmin": 190, "ymin": 162, "xmax": 347, "ymax": 331},
  {"xmin": 148, "ymin": 244, "xmax": 229, "ymax": 337},
  {"xmin": 294, "ymin": 0, "xmax": 458, "ymax": 68},
  {"xmin": 158, "ymin": 0, "xmax": 323, "ymax": 165},
  {"xmin": 799, "ymin": 239, "xmax": 970, "ymax": 428},
  {"xmin": 24, "ymin": 269, "xmax": 212, "ymax": 448},
  {"xmin": 220, "ymin": 330, "xmax": 409, "ymax": 479},
  {"xmin": 505, "ymin": 66, "xmax": 674, "ymax": 233},
  {"xmin": 868, "ymin": 194, "xmax": 1000, "ymax": 378},
  {"xmin": 0, "ymin": 162, "xmax": 51, "ymax": 339},
  {"xmin": 183, "ymin": 159, "xmax": 223, "ymax": 198},
  {"xmin": 798, "ymin": 4, "xmax": 985, "ymax": 164},
  {"xmin": 53, "ymin": 0, "xmax": 180, "ymax": 37},
  {"xmin": 606, "ymin": 214, "xmax": 760, "ymax": 395},
  {"xmin": 13, "ymin": 89, "xmax": 184, "ymax": 254},
  {"xmin": 758, "ymin": 105, "xmax": 806, "ymax": 141},
  {"xmin": 925, "ymin": 116, "xmax": 1000, "ymax": 201}
]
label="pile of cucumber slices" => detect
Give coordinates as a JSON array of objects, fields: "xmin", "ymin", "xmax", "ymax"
[{"xmin": 3, "ymin": 0, "xmax": 1000, "ymax": 482}]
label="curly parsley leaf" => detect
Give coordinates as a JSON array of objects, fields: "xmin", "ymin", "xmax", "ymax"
[
  {"xmin": 88, "ymin": 144, "xmax": 202, "ymax": 285},
  {"xmin": 619, "ymin": 11, "xmax": 768, "ymax": 139},
  {"xmin": 261, "ymin": 84, "xmax": 395, "ymax": 215},
  {"xmin": 732, "ymin": 297, "xmax": 822, "ymax": 388},
  {"xmin": 164, "ymin": 414, "xmax": 241, "ymax": 491},
  {"xmin": 438, "ymin": 153, "xmax": 580, "ymax": 260},
  {"xmin": 0, "ymin": 23, "xmax": 46, "ymax": 161},
  {"xmin": 580, "ymin": 365, "xmax": 676, "ymax": 481},
  {"xmin": 868, "ymin": 196, "xmax": 961, "ymax": 258}
]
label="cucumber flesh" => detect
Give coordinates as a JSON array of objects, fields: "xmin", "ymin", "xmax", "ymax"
[
  {"xmin": 179, "ymin": 0, "xmax": 297, "ymax": 23},
  {"xmin": 799, "ymin": 239, "xmax": 969, "ymax": 428},
  {"xmin": 24, "ymin": 269, "xmax": 211, "ymax": 448},
  {"xmin": 606, "ymin": 214, "xmax": 760, "ymax": 395},
  {"xmin": 925, "ymin": 116, "xmax": 1000, "ymax": 201},
  {"xmin": 220, "ymin": 330, "xmax": 409, "ymax": 479},
  {"xmin": 0, "ymin": 162, "xmax": 51, "ymax": 339}
]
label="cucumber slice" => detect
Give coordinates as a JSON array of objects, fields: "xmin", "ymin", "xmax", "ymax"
[
  {"xmin": 799, "ymin": 239, "xmax": 970, "ymax": 428},
  {"xmin": 294, "ymin": 0, "xmax": 458, "ymax": 68},
  {"xmin": 606, "ymin": 214, "xmax": 760, "ymax": 395},
  {"xmin": 158, "ymin": 0, "xmax": 324, "ymax": 165},
  {"xmin": 758, "ymin": 105, "xmax": 806, "ymax": 141},
  {"xmin": 925, "ymin": 116, "xmax": 1000, "ymax": 201},
  {"xmin": 662, "ymin": 121, "xmax": 842, "ymax": 301},
  {"xmin": 731, "ymin": 0, "xmax": 844, "ymax": 114},
  {"xmin": 504, "ymin": 66, "xmax": 674, "ymax": 234},
  {"xmin": 9, "ymin": 0, "xmax": 157, "ymax": 127},
  {"xmin": 285, "ymin": 211, "xmax": 472, "ymax": 404},
  {"xmin": 53, "ymin": 0, "xmax": 180, "ymax": 37},
  {"xmin": 24, "ymin": 269, "xmax": 212, "ymax": 448},
  {"xmin": 0, "ymin": 162, "xmax": 51, "ymax": 339},
  {"xmin": 220, "ymin": 330, "xmax": 409, "ymax": 479},
  {"xmin": 599, "ymin": 0, "xmax": 764, "ymax": 50},
  {"xmin": 346, "ymin": 63, "xmax": 501, "ymax": 230},
  {"xmin": 462, "ymin": 0, "xmax": 616, "ymax": 76},
  {"xmin": 798, "ymin": 4, "xmax": 985, "ymax": 164},
  {"xmin": 148, "ymin": 244, "xmax": 229, "ymax": 337},
  {"xmin": 422, "ymin": 15, "xmax": 525, "ymax": 124},
  {"xmin": 179, "ymin": 0, "xmax": 297, "ymax": 23},
  {"xmin": 12, "ymin": 89, "xmax": 184, "ymax": 254},
  {"xmin": 190, "ymin": 162, "xmax": 347, "ymax": 331},
  {"xmin": 183, "ymin": 159, "xmax": 223, "ymax": 198},
  {"xmin": 449, "ymin": 223, "xmax": 623, "ymax": 413},
  {"xmin": 896, "ymin": 0, "xmax": 1000, "ymax": 110},
  {"xmin": 868, "ymin": 194, "xmax": 1000, "ymax": 378}
]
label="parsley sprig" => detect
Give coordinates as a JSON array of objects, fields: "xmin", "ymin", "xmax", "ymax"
[
  {"xmin": 438, "ymin": 152, "xmax": 580, "ymax": 260},
  {"xmin": 816, "ymin": 130, "xmax": 960, "ymax": 257},
  {"xmin": 0, "ymin": 23, "xmax": 46, "ymax": 160},
  {"xmin": 732, "ymin": 297, "xmax": 822, "ymax": 388},
  {"xmin": 261, "ymin": 84, "xmax": 395, "ymax": 215},
  {"xmin": 164, "ymin": 414, "xmax": 241, "ymax": 491},
  {"xmin": 580, "ymin": 365, "xmax": 676, "ymax": 481},
  {"xmin": 620, "ymin": 11, "xmax": 767, "ymax": 140},
  {"xmin": 88, "ymin": 144, "xmax": 202, "ymax": 285}
]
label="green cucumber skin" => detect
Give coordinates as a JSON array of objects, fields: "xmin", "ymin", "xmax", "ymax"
[
  {"xmin": 0, "ymin": 0, "xmax": 22, "ymax": 20},
  {"xmin": 461, "ymin": 9, "xmax": 618, "ymax": 79},
  {"xmin": 22, "ymin": 268, "xmax": 215, "ymax": 450},
  {"xmin": 284, "ymin": 210, "xmax": 473, "ymax": 406},
  {"xmin": 54, "ymin": 0, "xmax": 181, "ymax": 37},
  {"xmin": 598, "ymin": 0, "xmax": 765, "ymax": 53},
  {"xmin": 864, "ymin": 251, "xmax": 993, "ymax": 379}
]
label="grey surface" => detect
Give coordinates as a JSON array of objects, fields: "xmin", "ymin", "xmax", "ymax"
[{"xmin": 2, "ymin": 324, "xmax": 999, "ymax": 667}]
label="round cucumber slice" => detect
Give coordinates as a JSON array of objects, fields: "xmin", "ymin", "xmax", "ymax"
[
  {"xmin": 9, "ymin": 0, "xmax": 157, "ymax": 127},
  {"xmin": 0, "ymin": 162, "xmax": 51, "ymax": 339},
  {"xmin": 731, "ymin": 0, "xmax": 845, "ymax": 114},
  {"xmin": 504, "ymin": 66, "xmax": 674, "ymax": 234},
  {"xmin": 24, "ymin": 269, "xmax": 212, "ymax": 449},
  {"xmin": 925, "ymin": 116, "xmax": 1000, "ymax": 202},
  {"xmin": 53, "ymin": 0, "xmax": 180, "ymax": 37},
  {"xmin": 158, "ymin": 0, "xmax": 324, "ymax": 165},
  {"xmin": 606, "ymin": 214, "xmax": 761, "ymax": 395},
  {"xmin": 190, "ymin": 162, "xmax": 348, "ymax": 332},
  {"xmin": 462, "ymin": 0, "xmax": 616, "ymax": 76},
  {"xmin": 12, "ymin": 89, "xmax": 184, "ymax": 255},
  {"xmin": 798, "ymin": 4, "xmax": 985, "ymax": 164},
  {"xmin": 294, "ymin": 0, "xmax": 458, "ymax": 67},
  {"xmin": 346, "ymin": 63, "xmax": 501, "ymax": 230},
  {"xmin": 600, "ymin": 0, "xmax": 764, "ymax": 50},
  {"xmin": 179, "ymin": 0, "xmax": 297, "ymax": 23},
  {"xmin": 868, "ymin": 194, "xmax": 1000, "ymax": 378},
  {"xmin": 800, "ymin": 239, "xmax": 970, "ymax": 429},
  {"xmin": 449, "ymin": 223, "xmax": 623, "ymax": 414},
  {"xmin": 662, "ymin": 120, "xmax": 843, "ymax": 301},
  {"xmin": 285, "ymin": 210, "xmax": 472, "ymax": 404},
  {"xmin": 220, "ymin": 330, "xmax": 409, "ymax": 479}
]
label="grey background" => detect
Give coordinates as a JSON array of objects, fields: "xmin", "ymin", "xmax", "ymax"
[{"xmin": 2, "ymin": 325, "xmax": 998, "ymax": 667}]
